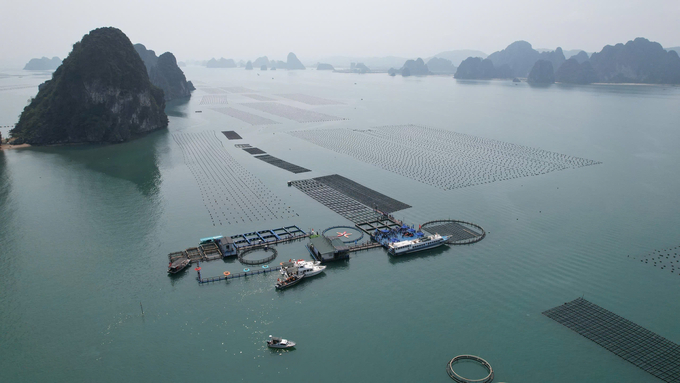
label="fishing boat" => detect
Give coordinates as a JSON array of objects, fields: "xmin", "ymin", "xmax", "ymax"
[
  {"xmin": 267, "ymin": 335, "xmax": 296, "ymax": 349},
  {"xmin": 167, "ymin": 257, "xmax": 191, "ymax": 274},
  {"xmin": 280, "ymin": 259, "xmax": 326, "ymax": 278},
  {"xmin": 387, "ymin": 233, "xmax": 450, "ymax": 255},
  {"xmin": 275, "ymin": 273, "xmax": 304, "ymax": 290}
]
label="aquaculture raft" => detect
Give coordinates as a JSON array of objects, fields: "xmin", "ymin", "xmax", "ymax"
[
  {"xmin": 446, "ymin": 355, "xmax": 494, "ymax": 383},
  {"xmin": 420, "ymin": 220, "xmax": 485, "ymax": 245},
  {"xmin": 543, "ymin": 297, "xmax": 680, "ymax": 383}
]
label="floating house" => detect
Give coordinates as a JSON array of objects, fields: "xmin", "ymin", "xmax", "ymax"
[{"xmin": 307, "ymin": 236, "xmax": 349, "ymax": 263}]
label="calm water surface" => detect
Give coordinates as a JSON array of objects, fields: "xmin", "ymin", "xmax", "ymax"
[{"xmin": 1, "ymin": 67, "xmax": 679, "ymax": 382}]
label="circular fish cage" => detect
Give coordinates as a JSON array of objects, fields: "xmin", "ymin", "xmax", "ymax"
[
  {"xmin": 420, "ymin": 220, "xmax": 486, "ymax": 245},
  {"xmin": 238, "ymin": 246, "xmax": 278, "ymax": 265},
  {"xmin": 322, "ymin": 225, "xmax": 365, "ymax": 244},
  {"xmin": 446, "ymin": 355, "xmax": 494, "ymax": 383}
]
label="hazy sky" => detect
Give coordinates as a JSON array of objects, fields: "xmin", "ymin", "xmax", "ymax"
[{"xmin": 1, "ymin": 0, "xmax": 678, "ymax": 65}]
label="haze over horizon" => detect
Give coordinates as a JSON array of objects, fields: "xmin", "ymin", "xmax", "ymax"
[{"xmin": 1, "ymin": 0, "xmax": 679, "ymax": 66}]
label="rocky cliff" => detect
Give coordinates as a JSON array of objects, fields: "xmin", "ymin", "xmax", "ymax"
[
  {"xmin": 426, "ymin": 57, "xmax": 456, "ymax": 74},
  {"xmin": 286, "ymin": 53, "xmax": 305, "ymax": 70},
  {"xmin": 454, "ymin": 57, "xmax": 511, "ymax": 79},
  {"xmin": 317, "ymin": 63, "xmax": 334, "ymax": 70},
  {"xmin": 570, "ymin": 51, "xmax": 590, "ymax": 64},
  {"xmin": 11, "ymin": 27, "xmax": 167, "ymax": 145},
  {"xmin": 245, "ymin": 61, "xmax": 253, "ymax": 70},
  {"xmin": 487, "ymin": 41, "xmax": 541, "ymax": 77},
  {"xmin": 24, "ymin": 57, "xmax": 62, "ymax": 70},
  {"xmin": 527, "ymin": 60, "xmax": 555, "ymax": 84},
  {"xmin": 554, "ymin": 58, "xmax": 598, "ymax": 84},
  {"xmin": 400, "ymin": 58, "xmax": 430, "ymax": 76},
  {"xmin": 253, "ymin": 56, "xmax": 269, "ymax": 68},
  {"xmin": 538, "ymin": 47, "xmax": 565, "ymax": 72},
  {"xmin": 589, "ymin": 38, "xmax": 680, "ymax": 84},
  {"xmin": 135, "ymin": 44, "xmax": 194, "ymax": 100}
]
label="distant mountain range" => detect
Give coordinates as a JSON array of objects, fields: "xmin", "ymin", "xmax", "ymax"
[{"xmin": 429, "ymin": 50, "xmax": 487, "ymax": 66}]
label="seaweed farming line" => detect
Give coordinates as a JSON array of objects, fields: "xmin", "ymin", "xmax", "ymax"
[
  {"xmin": 221, "ymin": 86, "xmax": 255, "ymax": 93},
  {"xmin": 172, "ymin": 131, "xmax": 297, "ymax": 225},
  {"xmin": 200, "ymin": 88, "xmax": 229, "ymax": 94},
  {"xmin": 544, "ymin": 298, "xmax": 680, "ymax": 383},
  {"xmin": 242, "ymin": 102, "xmax": 347, "ymax": 123},
  {"xmin": 242, "ymin": 94, "xmax": 276, "ymax": 101},
  {"xmin": 199, "ymin": 95, "xmax": 229, "ymax": 105},
  {"xmin": 276, "ymin": 93, "xmax": 344, "ymax": 105},
  {"xmin": 289, "ymin": 125, "xmax": 601, "ymax": 190}
]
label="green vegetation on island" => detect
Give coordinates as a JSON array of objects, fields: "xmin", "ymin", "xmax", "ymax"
[
  {"xmin": 134, "ymin": 44, "xmax": 195, "ymax": 101},
  {"xmin": 10, "ymin": 27, "xmax": 167, "ymax": 145}
]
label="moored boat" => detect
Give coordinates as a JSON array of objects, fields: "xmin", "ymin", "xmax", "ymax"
[
  {"xmin": 387, "ymin": 233, "xmax": 450, "ymax": 255},
  {"xmin": 168, "ymin": 257, "xmax": 191, "ymax": 274},
  {"xmin": 275, "ymin": 273, "xmax": 304, "ymax": 290},
  {"xmin": 267, "ymin": 335, "xmax": 296, "ymax": 349},
  {"xmin": 280, "ymin": 259, "xmax": 326, "ymax": 278}
]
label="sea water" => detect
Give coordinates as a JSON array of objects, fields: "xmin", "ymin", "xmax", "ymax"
[{"xmin": 1, "ymin": 67, "xmax": 679, "ymax": 382}]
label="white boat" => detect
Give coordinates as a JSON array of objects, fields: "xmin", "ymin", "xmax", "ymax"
[
  {"xmin": 387, "ymin": 233, "xmax": 450, "ymax": 255},
  {"xmin": 267, "ymin": 335, "xmax": 296, "ymax": 349},
  {"xmin": 280, "ymin": 259, "xmax": 326, "ymax": 278}
]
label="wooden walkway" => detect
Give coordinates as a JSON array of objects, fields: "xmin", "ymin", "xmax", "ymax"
[
  {"xmin": 198, "ymin": 265, "xmax": 283, "ymax": 284},
  {"xmin": 347, "ymin": 242, "xmax": 382, "ymax": 253},
  {"xmin": 236, "ymin": 233, "xmax": 310, "ymax": 252}
]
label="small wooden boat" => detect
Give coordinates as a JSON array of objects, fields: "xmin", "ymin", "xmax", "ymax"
[
  {"xmin": 167, "ymin": 257, "xmax": 191, "ymax": 274},
  {"xmin": 275, "ymin": 274, "xmax": 304, "ymax": 290},
  {"xmin": 267, "ymin": 335, "xmax": 296, "ymax": 349}
]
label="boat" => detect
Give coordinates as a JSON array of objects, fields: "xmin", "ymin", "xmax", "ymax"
[
  {"xmin": 275, "ymin": 273, "xmax": 304, "ymax": 290},
  {"xmin": 280, "ymin": 259, "xmax": 326, "ymax": 278},
  {"xmin": 167, "ymin": 257, "xmax": 191, "ymax": 274},
  {"xmin": 267, "ymin": 335, "xmax": 296, "ymax": 349},
  {"xmin": 387, "ymin": 233, "xmax": 450, "ymax": 255}
]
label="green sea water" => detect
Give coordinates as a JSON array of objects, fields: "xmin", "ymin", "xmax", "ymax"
[{"xmin": 1, "ymin": 67, "xmax": 679, "ymax": 382}]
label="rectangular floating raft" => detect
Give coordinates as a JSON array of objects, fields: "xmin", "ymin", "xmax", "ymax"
[
  {"xmin": 221, "ymin": 131, "xmax": 242, "ymax": 140},
  {"xmin": 254, "ymin": 154, "xmax": 310, "ymax": 174},
  {"xmin": 543, "ymin": 297, "xmax": 680, "ymax": 383}
]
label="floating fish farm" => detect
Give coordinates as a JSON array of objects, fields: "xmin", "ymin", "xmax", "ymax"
[
  {"xmin": 172, "ymin": 131, "xmax": 297, "ymax": 225},
  {"xmin": 242, "ymin": 102, "xmax": 346, "ymax": 123},
  {"xmin": 544, "ymin": 297, "xmax": 680, "ymax": 383},
  {"xmin": 290, "ymin": 124, "xmax": 601, "ymax": 190}
]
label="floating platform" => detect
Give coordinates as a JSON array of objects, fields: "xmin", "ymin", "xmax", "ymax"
[
  {"xmin": 544, "ymin": 297, "xmax": 680, "ymax": 383},
  {"xmin": 230, "ymin": 225, "xmax": 308, "ymax": 249},
  {"xmin": 255, "ymin": 155, "xmax": 310, "ymax": 174}
]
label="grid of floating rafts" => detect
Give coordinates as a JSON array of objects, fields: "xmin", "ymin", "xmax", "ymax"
[
  {"xmin": 234, "ymin": 144, "xmax": 251, "ymax": 148},
  {"xmin": 277, "ymin": 93, "xmax": 343, "ymax": 105},
  {"xmin": 242, "ymin": 94, "xmax": 275, "ymax": 101},
  {"xmin": 290, "ymin": 124, "xmax": 601, "ymax": 190},
  {"xmin": 290, "ymin": 174, "xmax": 410, "ymax": 223},
  {"xmin": 212, "ymin": 107, "xmax": 279, "ymax": 125},
  {"xmin": 242, "ymin": 102, "xmax": 346, "ymax": 123},
  {"xmin": 172, "ymin": 131, "xmax": 297, "ymax": 226},
  {"xmin": 631, "ymin": 244, "xmax": 680, "ymax": 276},
  {"xmin": 544, "ymin": 298, "xmax": 680, "ymax": 383},
  {"xmin": 420, "ymin": 220, "xmax": 485, "ymax": 244},
  {"xmin": 254, "ymin": 155, "xmax": 310, "ymax": 174},
  {"xmin": 243, "ymin": 147, "xmax": 266, "ymax": 155},
  {"xmin": 199, "ymin": 95, "xmax": 229, "ymax": 105}
]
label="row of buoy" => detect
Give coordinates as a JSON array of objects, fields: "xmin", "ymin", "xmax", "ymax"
[
  {"xmin": 172, "ymin": 131, "xmax": 297, "ymax": 224},
  {"xmin": 632, "ymin": 245, "xmax": 680, "ymax": 275},
  {"xmin": 289, "ymin": 125, "xmax": 599, "ymax": 190},
  {"xmin": 223, "ymin": 264, "xmax": 271, "ymax": 276}
]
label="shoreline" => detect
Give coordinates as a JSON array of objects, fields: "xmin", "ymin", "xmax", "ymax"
[{"xmin": 0, "ymin": 143, "xmax": 31, "ymax": 151}]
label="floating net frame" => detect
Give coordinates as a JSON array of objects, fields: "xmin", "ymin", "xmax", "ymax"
[
  {"xmin": 321, "ymin": 225, "xmax": 365, "ymax": 244},
  {"xmin": 238, "ymin": 246, "xmax": 278, "ymax": 265},
  {"xmin": 420, "ymin": 220, "xmax": 486, "ymax": 245},
  {"xmin": 446, "ymin": 355, "xmax": 494, "ymax": 383}
]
